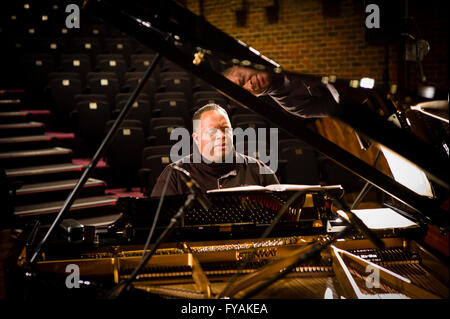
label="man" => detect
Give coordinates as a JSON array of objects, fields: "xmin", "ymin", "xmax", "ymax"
[
  {"xmin": 223, "ymin": 65, "xmax": 341, "ymax": 118},
  {"xmin": 151, "ymin": 103, "xmax": 279, "ymax": 197}
]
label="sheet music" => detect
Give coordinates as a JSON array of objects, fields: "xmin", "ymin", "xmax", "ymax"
[
  {"xmin": 207, "ymin": 184, "xmax": 343, "ymax": 193},
  {"xmin": 343, "ymin": 208, "xmax": 418, "ymax": 229}
]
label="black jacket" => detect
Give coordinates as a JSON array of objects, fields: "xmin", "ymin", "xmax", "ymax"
[
  {"xmin": 150, "ymin": 152, "xmax": 279, "ymax": 197},
  {"xmin": 264, "ymin": 72, "xmax": 341, "ymax": 118}
]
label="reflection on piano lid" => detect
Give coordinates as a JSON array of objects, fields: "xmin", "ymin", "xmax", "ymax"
[{"xmin": 410, "ymin": 100, "xmax": 449, "ymax": 123}]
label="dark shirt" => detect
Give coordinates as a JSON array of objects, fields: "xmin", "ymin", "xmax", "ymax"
[
  {"xmin": 150, "ymin": 152, "xmax": 279, "ymax": 197},
  {"xmin": 263, "ymin": 72, "xmax": 341, "ymax": 118}
]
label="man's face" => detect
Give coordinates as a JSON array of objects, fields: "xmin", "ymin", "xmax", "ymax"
[
  {"xmin": 193, "ymin": 110, "xmax": 234, "ymax": 162},
  {"xmin": 225, "ymin": 65, "xmax": 271, "ymax": 96}
]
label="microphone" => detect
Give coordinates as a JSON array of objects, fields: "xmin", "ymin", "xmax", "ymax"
[{"xmin": 171, "ymin": 166, "xmax": 212, "ymax": 210}]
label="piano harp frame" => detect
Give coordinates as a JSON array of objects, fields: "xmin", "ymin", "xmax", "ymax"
[{"xmin": 86, "ymin": 0, "xmax": 448, "ymax": 228}]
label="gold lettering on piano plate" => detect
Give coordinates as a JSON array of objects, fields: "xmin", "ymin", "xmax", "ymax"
[{"xmin": 237, "ymin": 247, "xmax": 278, "ymax": 261}]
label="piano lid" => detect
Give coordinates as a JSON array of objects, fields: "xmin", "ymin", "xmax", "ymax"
[{"xmin": 84, "ymin": 0, "xmax": 448, "ymax": 228}]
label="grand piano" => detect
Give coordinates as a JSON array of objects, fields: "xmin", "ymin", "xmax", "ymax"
[{"xmin": 3, "ymin": 0, "xmax": 448, "ymax": 300}]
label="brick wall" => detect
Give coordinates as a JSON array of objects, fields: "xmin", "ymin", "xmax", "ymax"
[{"xmin": 184, "ymin": 0, "xmax": 448, "ymax": 90}]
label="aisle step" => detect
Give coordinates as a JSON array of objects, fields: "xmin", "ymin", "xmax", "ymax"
[
  {"xmin": 0, "ymin": 110, "xmax": 51, "ymax": 124},
  {"xmin": 0, "ymin": 111, "xmax": 32, "ymax": 124},
  {"xmin": 12, "ymin": 178, "xmax": 107, "ymax": 205},
  {"xmin": 14, "ymin": 195, "xmax": 119, "ymax": 221},
  {"xmin": 0, "ymin": 98, "xmax": 23, "ymax": 112},
  {"xmin": 0, "ymin": 122, "xmax": 45, "ymax": 137},
  {"xmin": 5, "ymin": 163, "xmax": 84, "ymax": 184},
  {"xmin": 0, "ymin": 135, "xmax": 55, "ymax": 151},
  {"xmin": 0, "ymin": 147, "xmax": 73, "ymax": 168}
]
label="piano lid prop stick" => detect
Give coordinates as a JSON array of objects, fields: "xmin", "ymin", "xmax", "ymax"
[{"xmin": 326, "ymin": 190, "xmax": 385, "ymax": 250}]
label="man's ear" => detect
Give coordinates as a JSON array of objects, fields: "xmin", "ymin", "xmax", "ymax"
[{"xmin": 192, "ymin": 132, "xmax": 199, "ymax": 147}]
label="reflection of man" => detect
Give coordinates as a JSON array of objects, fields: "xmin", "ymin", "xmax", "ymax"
[
  {"xmin": 223, "ymin": 65, "xmax": 340, "ymax": 118},
  {"xmin": 151, "ymin": 104, "xmax": 279, "ymax": 197}
]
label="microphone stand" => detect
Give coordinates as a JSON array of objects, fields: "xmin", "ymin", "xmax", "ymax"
[{"xmin": 27, "ymin": 50, "xmax": 163, "ymax": 265}]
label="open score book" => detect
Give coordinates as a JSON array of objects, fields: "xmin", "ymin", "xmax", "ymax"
[{"xmin": 207, "ymin": 184, "xmax": 343, "ymax": 193}]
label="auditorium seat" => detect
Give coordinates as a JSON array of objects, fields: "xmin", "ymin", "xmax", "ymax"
[
  {"xmin": 105, "ymin": 120, "xmax": 146, "ymax": 189},
  {"xmin": 141, "ymin": 145, "xmax": 173, "ymax": 159},
  {"xmin": 232, "ymin": 114, "xmax": 268, "ymax": 129},
  {"xmin": 122, "ymin": 73, "xmax": 157, "ymax": 101},
  {"xmin": 193, "ymin": 77, "xmax": 215, "ymax": 92},
  {"xmin": 103, "ymin": 37, "xmax": 135, "ymax": 65},
  {"xmin": 139, "ymin": 145, "xmax": 174, "ymax": 195},
  {"xmin": 96, "ymin": 53, "xmax": 126, "ymax": 65},
  {"xmin": 133, "ymin": 43, "xmax": 157, "ymax": 55},
  {"xmin": 86, "ymin": 72, "xmax": 120, "ymax": 108},
  {"xmin": 278, "ymin": 139, "xmax": 320, "ymax": 185},
  {"xmin": 192, "ymin": 91, "xmax": 227, "ymax": 111},
  {"xmin": 148, "ymin": 124, "xmax": 186, "ymax": 146},
  {"xmin": 22, "ymin": 53, "xmax": 56, "ymax": 101},
  {"xmin": 115, "ymin": 93, "xmax": 151, "ymax": 108},
  {"xmin": 80, "ymin": 23, "xmax": 111, "ymax": 38},
  {"xmin": 72, "ymin": 100, "xmax": 112, "ymax": 153},
  {"xmin": 130, "ymin": 54, "xmax": 158, "ymax": 72},
  {"xmin": 153, "ymin": 92, "xmax": 189, "ymax": 119},
  {"xmin": 115, "ymin": 98, "xmax": 152, "ymax": 135},
  {"xmin": 74, "ymin": 94, "xmax": 109, "ymax": 105},
  {"xmin": 23, "ymin": 53, "xmax": 56, "ymax": 83},
  {"xmin": 48, "ymin": 76, "xmax": 82, "ymax": 121},
  {"xmin": 59, "ymin": 54, "xmax": 92, "ymax": 87},
  {"xmin": 159, "ymin": 58, "xmax": 186, "ymax": 73},
  {"xmin": 139, "ymin": 154, "xmax": 172, "ymax": 196},
  {"xmin": 36, "ymin": 37, "xmax": 69, "ymax": 61},
  {"xmin": 95, "ymin": 58, "xmax": 127, "ymax": 86},
  {"xmin": 158, "ymin": 72, "xmax": 192, "ymax": 103},
  {"xmin": 70, "ymin": 37, "xmax": 103, "ymax": 65},
  {"xmin": 148, "ymin": 117, "xmax": 186, "ymax": 133}
]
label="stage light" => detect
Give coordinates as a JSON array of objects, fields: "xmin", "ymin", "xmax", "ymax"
[
  {"xmin": 360, "ymin": 77, "xmax": 375, "ymax": 89},
  {"xmin": 417, "ymin": 86, "xmax": 435, "ymax": 99}
]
